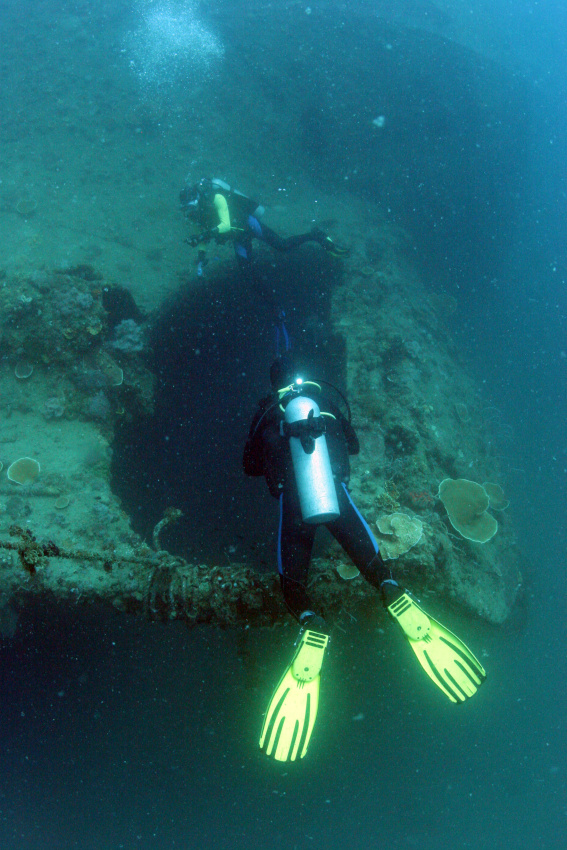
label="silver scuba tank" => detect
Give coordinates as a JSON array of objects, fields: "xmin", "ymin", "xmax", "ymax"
[
  {"xmin": 284, "ymin": 395, "xmax": 340, "ymax": 524},
  {"xmin": 211, "ymin": 178, "xmax": 231, "ymax": 192}
]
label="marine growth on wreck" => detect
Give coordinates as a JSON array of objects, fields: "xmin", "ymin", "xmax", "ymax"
[{"xmin": 0, "ymin": 230, "xmax": 521, "ymax": 629}]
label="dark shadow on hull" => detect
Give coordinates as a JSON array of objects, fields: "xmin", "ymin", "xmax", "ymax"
[{"xmin": 111, "ymin": 249, "xmax": 346, "ymax": 564}]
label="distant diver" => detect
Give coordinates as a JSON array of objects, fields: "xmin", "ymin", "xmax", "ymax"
[
  {"xmin": 243, "ymin": 350, "xmax": 487, "ymax": 762},
  {"xmin": 179, "ymin": 176, "xmax": 349, "ymax": 281}
]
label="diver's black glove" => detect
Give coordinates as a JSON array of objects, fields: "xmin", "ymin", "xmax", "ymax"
[{"xmin": 186, "ymin": 229, "xmax": 216, "ymax": 248}]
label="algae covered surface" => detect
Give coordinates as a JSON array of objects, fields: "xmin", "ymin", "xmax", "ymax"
[{"xmin": 0, "ymin": 215, "xmax": 521, "ymax": 625}]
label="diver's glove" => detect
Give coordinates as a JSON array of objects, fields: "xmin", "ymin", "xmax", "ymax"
[{"xmin": 186, "ymin": 228, "xmax": 217, "ymax": 248}]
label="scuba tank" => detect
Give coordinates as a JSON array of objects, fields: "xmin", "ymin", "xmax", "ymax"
[{"xmin": 284, "ymin": 395, "xmax": 340, "ymax": 524}]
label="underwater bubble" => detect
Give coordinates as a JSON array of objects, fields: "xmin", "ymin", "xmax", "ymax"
[{"xmin": 126, "ymin": 0, "xmax": 224, "ymax": 92}]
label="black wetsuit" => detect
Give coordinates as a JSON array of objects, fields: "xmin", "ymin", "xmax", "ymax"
[{"xmin": 243, "ymin": 389, "xmax": 393, "ymax": 622}]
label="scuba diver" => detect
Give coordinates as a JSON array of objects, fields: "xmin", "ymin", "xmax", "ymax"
[
  {"xmin": 243, "ymin": 350, "xmax": 487, "ymax": 762},
  {"xmin": 179, "ymin": 177, "xmax": 349, "ymax": 281}
]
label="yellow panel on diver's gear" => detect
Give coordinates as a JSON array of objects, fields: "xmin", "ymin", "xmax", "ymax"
[
  {"xmin": 259, "ymin": 630, "xmax": 329, "ymax": 762},
  {"xmin": 388, "ymin": 593, "xmax": 487, "ymax": 704}
]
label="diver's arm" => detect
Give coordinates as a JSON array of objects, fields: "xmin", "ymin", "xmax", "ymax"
[
  {"xmin": 243, "ymin": 408, "xmax": 266, "ymax": 476},
  {"xmin": 243, "ymin": 437, "xmax": 264, "ymax": 476},
  {"xmin": 341, "ymin": 415, "xmax": 360, "ymax": 455},
  {"xmin": 187, "ymin": 194, "xmax": 232, "ymax": 247},
  {"xmin": 213, "ymin": 193, "xmax": 232, "ymax": 235}
]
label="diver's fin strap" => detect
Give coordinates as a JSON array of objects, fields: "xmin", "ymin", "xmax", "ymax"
[
  {"xmin": 388, "ymin": 593, "xmax": 431, "ymax": 641},
  {"xmin": 291, "ymin": 630, "xmax": 329, "ymax": 682}
]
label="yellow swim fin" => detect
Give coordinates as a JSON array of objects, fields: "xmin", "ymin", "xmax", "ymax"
[
  {"xmin": 388, "ymin": 593, "xmax": 486, "ymax": 703},
  {"xmin": 259, "ymin": 629, "xmax": 329, "ymax": 761}
]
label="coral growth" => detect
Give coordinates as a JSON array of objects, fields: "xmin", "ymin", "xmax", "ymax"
[
  {"xmin": 84, "ymin": 390, "xmax": 112, "ymax": 422},
  {"xmin": 376, "ymin": 512, "xmax": 423, "ymax": 559},
  {"xmin": 110, "ymin": 319, "xmax": 145, "ymax": 353},
  {"xmin": 41, "ymin": 396, "xmax": 66, "ymax": 419},
  {"xmin": 438, "ymin": 478, "xmax": 498, "ymax": 543},
  {"xmin": 331, "ymin": 242, "xmax": 520, "ymax": 622},
  {"xmin": 7, "ymin": 457, "xmax": 41, "ymax": 485},
  {"xmin": 51, "ymin": 285, "xmax": 94, "ymax": 319}
]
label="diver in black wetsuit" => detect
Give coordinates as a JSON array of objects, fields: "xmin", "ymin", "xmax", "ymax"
[
  {"xmin": 242, "ymin": 351, "xmax": 396, "ymax": 632},
  {"xmin": 248, "ymin": 351, "xmax": 487, "ymax": 762},
  {"xmin": 180, "ymin": 177, "xmax": 348, "ymax": 282}
]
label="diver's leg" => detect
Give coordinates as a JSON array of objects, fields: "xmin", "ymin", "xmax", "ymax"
[
  {"xmin": 249, "ymin": 216, "xmax": 321, "ymax": 253},
  {"xmin": 260, "ymin": 220, "xmax": 349, "ymax": 256},
  {"xmin": 234, "ymin": 236, "xmax": 254, "ymax": 279},
  {"xmin": 261, "ymin": 492, "xmax": 329, "ymax": 762},
  {"xmin": 278, "ymin": 490, "xmax": 321, "ymax": 624},
  {"xmin": 248, "ymin": 215, "xmax": 348, "ymax": 256},
  {"xmin": 327, "ymin": 487, "xmax": 486, "ymax": 703},
  {"xmin": 262, "ymin": 224, "xmax": 319, "ymax": 252},
  {"xmin": 326, "ymin": 483, "xmax": 394, "ymax": 590}
]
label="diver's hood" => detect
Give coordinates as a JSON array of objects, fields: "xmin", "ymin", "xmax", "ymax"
[{"xmin": 179, "ymin": 185, "xmax": 199, "ymax": 211}]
